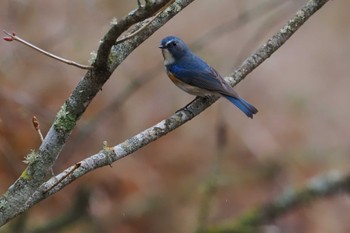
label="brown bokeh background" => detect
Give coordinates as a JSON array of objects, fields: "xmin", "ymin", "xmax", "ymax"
[{"xmin": 1, "ymin": 0, "xmax": 350, "ymax": 232}]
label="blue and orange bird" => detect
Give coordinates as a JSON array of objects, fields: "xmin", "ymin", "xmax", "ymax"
[{"xmin": 159, "ymin": 36, "xmax": 258, "ymax": 118}]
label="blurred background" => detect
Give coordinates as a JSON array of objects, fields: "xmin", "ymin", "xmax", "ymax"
[{"xmin": 1, "ymin": 0, "xmax": 350, "ymax": 232}]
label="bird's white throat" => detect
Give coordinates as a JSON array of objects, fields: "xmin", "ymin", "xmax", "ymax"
[{"xmin": 162, "ymin": 49, "xmax": 175, "ymax": 65}]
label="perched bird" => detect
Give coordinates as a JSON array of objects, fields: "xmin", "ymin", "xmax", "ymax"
[{"xmin": 159, "ymin": 36, "xmax": 258, "ymax": 118}]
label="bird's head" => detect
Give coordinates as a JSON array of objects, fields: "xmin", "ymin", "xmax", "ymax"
[{"xmin": 159, "ymin": 36, "xmax": 190, "ymax": 65}]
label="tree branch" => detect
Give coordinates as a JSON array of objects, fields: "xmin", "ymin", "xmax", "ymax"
[
  {"xmin": 0, "ymin": 0, "xmax": 330, "ymax": 227},
  {"xmin": 203, "ymin": 171, "xmax": 350, "ymax": 233},
  {"xmin": 23, "ymin": 0, "xmax": 330, "ymax": 216}
]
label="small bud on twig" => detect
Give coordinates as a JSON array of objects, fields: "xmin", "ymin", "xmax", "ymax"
[
  {"xmin": 3, "ymin": 36, "xmax": 13, "ymax": 42},
  {"xmin": 32, "ymin": 116, "xmax": 44, "ymax": 142},
  {"xmin": 3, "ymin": 30, "xmax": 92, "ymax": 70}
]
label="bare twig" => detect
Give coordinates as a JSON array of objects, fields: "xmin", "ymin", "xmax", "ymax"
[
  {"xmin": 116, "ymin": 0, "xmax": 174, "ymax": 44},
  {"xmin": 32, "ymin": 116, "xmax": 44, "ymax": 142},
  {"xmin": 115, "ymin": 0, "xmax": 173, "ymax": 45},
  {"xmin": 43, "ymin": 163, "xmax": 81, "ymax": 194},
  {"xmin": 3, "ymin": 31, "xmax": 92, "ymax": 70},
  {"xmin": 115, "ymin": 12, "xmax": 162, "ymax": 45}
]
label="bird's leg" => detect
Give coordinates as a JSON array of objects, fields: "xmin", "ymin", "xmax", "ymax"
[{"xmin": 176, "ymin": 96, "xmax": 201, "ymax": 114}]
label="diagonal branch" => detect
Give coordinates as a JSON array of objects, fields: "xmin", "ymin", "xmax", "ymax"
[
  {"xmin": 205, "ymin": 171, "xmax": 350, "ymax": 233},
  {"xmin": 23, "ymin": 0, "xmax": 330, "ymax": 212}
]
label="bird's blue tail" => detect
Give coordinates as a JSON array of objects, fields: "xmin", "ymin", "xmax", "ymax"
[{"xmin": 223, "ymin": 95, "xmax": 258, "ymax": 119}]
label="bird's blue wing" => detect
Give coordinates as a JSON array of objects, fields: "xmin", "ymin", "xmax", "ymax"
[{"xmin": 168, "ymin": 57, "xmax": 238, "ymax": 97}]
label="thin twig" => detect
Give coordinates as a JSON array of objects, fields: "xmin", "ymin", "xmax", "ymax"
[
  {"xmin": 115, "ymin": 0, "xmax": 174, "ymax": 44},
  {"xmin": 3, "ymin": 30, "xmax": 92, "ymax": 70},
  {"xmin": 115, "ymin": 13, "xmax": 161, "ymax": 44},
  {"xmin": 32, "ymin": 116, "xmax": 44, "ymax": 142},
  {"xmin": 32, "ymin": 116, "xmax": 55, "ymax": 175},
  {"xmin": 43, "ymin": 163, "xmax": 81, "ymax": 194}
]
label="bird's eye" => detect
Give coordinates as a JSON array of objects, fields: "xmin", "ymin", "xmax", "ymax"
[{"xmin": 172, "ymin": 42, "xmax": 177, "ymax": 47}]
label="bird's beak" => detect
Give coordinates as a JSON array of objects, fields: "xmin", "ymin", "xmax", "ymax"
[{"xmin": 159, "ymin": 45, "xmax": 165, "ymax": 49}]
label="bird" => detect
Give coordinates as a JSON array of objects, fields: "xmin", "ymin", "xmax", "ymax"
[{"xmin": 159, "ymin": 36, "xmax": 258, "ymax": 118}]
